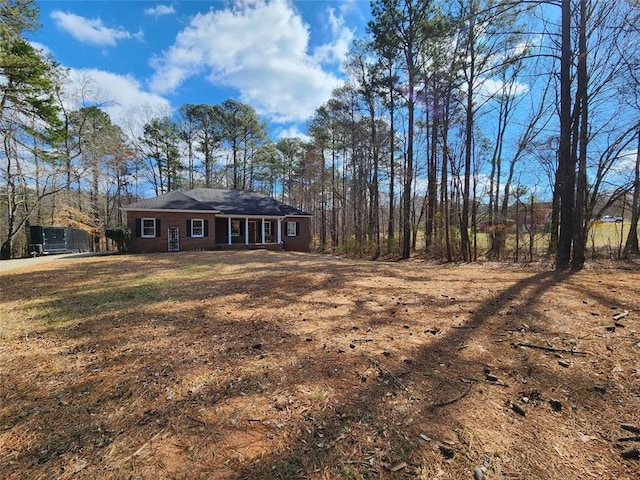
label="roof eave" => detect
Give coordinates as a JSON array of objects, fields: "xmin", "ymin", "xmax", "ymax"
[
  {"xmin": 121, "ymin": 208, "xmax": 221, "ymax": 214},
  {"xmin": 216, "ymin": 213, "xmax": 285, "ymax": 218}
]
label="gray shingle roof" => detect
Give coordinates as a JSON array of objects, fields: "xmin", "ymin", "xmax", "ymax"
[
  {"xmin": 123, "ymin": 189, "xmax": 310, "ymax": 217},
  {"xmin": 124, "ymin": 191, "xmax": 216, "ymax": 211}
]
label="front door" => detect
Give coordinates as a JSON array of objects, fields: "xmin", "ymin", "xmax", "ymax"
[
  {"xmin": 168, "ymin": 226, "xmax": 179, "ymax": 252},
  {"xmin": 248, "ymin": 221, "xmax": 258, "ymax": 243}
]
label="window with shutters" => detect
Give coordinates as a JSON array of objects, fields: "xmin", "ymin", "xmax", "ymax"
[
  {"xmin": 286, "ymin": 221, "xmax": 297, "ymax": 237},
  {"xmin": 191, "ymin": 219, "xmax": 204, "ymax": 237},
  {"xmin": 142, "ymin": 218, "xmax": 156, "ymax": 238}
]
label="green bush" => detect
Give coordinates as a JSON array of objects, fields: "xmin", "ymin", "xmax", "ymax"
[{"xmin": 105, "ymin": 226, "xmax": 131, "ymax": 252}]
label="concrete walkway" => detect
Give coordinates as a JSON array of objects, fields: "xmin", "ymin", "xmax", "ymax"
[{"xmin": 0, "ymin": 252, "xmax": 116, "ymax": 272}]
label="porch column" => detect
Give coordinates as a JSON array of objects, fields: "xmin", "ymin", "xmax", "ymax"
[
  {"xmin": 277, "ymin": 218, "xmax": 282, "ymax": 244},
  {"xmin": 261, "ymin": 218, "xmax": 265, "ymax": 244},
  {"xmin": 227, "ymin": 218, "xmax": 232, "ymax": 245},
  {"xmin": 245, "ymin": 218, "xmax": 249, "ymax": 245}
]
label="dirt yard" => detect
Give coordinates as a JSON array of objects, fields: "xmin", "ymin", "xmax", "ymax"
[{"xmin": 1, "ymin": 251, "xmax": 639, "ymax": 479}]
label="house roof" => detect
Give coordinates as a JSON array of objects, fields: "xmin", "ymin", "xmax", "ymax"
[
  {"xmin": 123, "ymin": 190, "xmax": 217, "ymax": 212},
  {"xmin": 123, "ymin": 188, "xmax": 310, "ymax": 217}
]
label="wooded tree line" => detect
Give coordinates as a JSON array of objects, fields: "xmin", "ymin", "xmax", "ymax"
[
  {"xmin": 307, "ymin": 0, "xmax": 640, "ymax": 268},
  {"xmin": 2, "ymin": 0, "xmax": 640, "ymax": 269}
]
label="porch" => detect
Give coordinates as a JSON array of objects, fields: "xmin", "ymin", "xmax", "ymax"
[{"xmin": 214, "ymin": 216, "xmax": 282, "ymax": 248}]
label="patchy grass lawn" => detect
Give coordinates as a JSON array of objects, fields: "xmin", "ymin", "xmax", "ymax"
[{"xmin": 1, "ymin": 251, "xmax": 639, "ymax": 479}]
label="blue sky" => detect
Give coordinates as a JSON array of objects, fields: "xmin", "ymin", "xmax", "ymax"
[{"xmin": 28, "ymin": 0, "xmax": 371, "ymax": 139}]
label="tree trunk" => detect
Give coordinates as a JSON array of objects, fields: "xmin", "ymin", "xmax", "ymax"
[
  {"xmin": 320, "ymin": 147, "xmax": 327, "ymax": 251},
  {"xmin": 370, "ymin": 118, "xmax": 380, "ymax": 258},
  {"xmin": 515, "ymin": 197, "xmax": 520, "ymax": 262},
  {"xmin": 529, "ymin": 195, "xmax": 535, "ymax": 261},
  {"xmin": 426, "ymin": 75, "xmax": 439, "ymax": 252},
  {"xmin": 571, "ymin": 0, "xmax": 588, "ymax": 270},
  {"xmin": 330, "ymin": 133, "xmax": 338, "ymax": 251},
  {"xmin": 403, "ymin": 74, "xmax": 415, "ymax": 260},
  {"xmin": 549, "ymin": 168, "xmax": 561, "ymax": 255},
  {"xmin": 387, "ymin": 64, "xmax": 396, "ymax": 253},
  {"xmin": 556, "ymin": 0, "xmax": 575, "ymax": 270},
  {"xmin": 623, "ymin": 130, "xmax": 640, "ymax": 256},
  {"xmin": 488, "ymin": 81, "xmax": 510, "ymax": 260},
  {"xmin": 461, "ymin": 11, "xmax": 475, "ymax": 263}
]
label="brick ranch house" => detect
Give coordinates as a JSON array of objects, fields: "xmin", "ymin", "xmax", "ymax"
[{"xmin": 121, "ymin": 188, "xmax": 311, "ymax": 253}]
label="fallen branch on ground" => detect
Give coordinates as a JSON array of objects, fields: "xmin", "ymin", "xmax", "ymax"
[
  {"xmin": 515, "ymin": 342, "xmax": 588, "ymax": 356},
  {"xmin": 364, "ymin": 354, "xmax": 410, "ymax": 393},
  {"xmin": 613, "ymin": 310, "xmax": 629, "ymax": 321},
  {"xmin": 429, "ymin": 377, "xmax": 476, "ymax": 408}
]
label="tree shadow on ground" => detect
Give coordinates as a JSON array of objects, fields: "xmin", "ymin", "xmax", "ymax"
[
  {"xmin": 1, "ymin": 252, "xmax": 639, "ymax": 479},
  {"xmin": 228, "ymin": 269, "xmax": 579, "ymax": 479}
]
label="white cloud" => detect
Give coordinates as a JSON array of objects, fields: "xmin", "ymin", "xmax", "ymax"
[
  {"xmin": 339, "ymin": 0, "xmax": 357, "ymax": 15},
  {"xmin": 313, "ymin": 7, "xmax": 354, "ymax": 66},
  {"xmin": 479, "ymin": 78, "xmax": 530, "ymax": 99},
  {"xmin": 149, "ymin": 0, "xmax": 353, "ymax": 123},
  {"xmin": 275, "ymin": 125, "xmax": 311, "ymax": 142},
  {"xmin": 50, "ymin": 10, "xmax": 139, "ymax": 47},
  {"xmin": 144, "ymin": 4, "xmax": 176, "ymax": 17},
  {"xmin": 613, "ymin": 148, "xmax": 638, "ymax": 178},
  {"xmin": 60, "ymin": 68, "xmax": 171, "ymax": 138},
  {"xmin": 28, "ymin": 41, "xmax": 52, "ymax": 57}
]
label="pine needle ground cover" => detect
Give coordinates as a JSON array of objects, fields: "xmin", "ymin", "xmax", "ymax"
[{"xmin": 1, "ymin": 251, "xmax": 639, "ymax": 479}]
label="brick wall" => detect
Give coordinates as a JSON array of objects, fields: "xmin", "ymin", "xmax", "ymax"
[
  {"xmin": 126, "ymin": 211, "xmax": 217, "ymax": 254},
  {"xmin": 282, "ymin": 217, "xmax": 311, "ymax": 252}
]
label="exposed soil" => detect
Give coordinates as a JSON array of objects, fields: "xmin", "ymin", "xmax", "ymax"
[{"xmin": 1, "ymin": 251, "xmax": 639, "ymax": 479}]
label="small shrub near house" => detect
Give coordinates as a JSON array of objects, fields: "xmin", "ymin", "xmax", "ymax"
[{"xmin": 105, "ymin": 226, "xmax": 131, "ymax": 252}]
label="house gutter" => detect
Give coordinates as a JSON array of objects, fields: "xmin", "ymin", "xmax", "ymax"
[{"xmin": 120, "ymin": 208, "xmax": 221, "ymax": 214}]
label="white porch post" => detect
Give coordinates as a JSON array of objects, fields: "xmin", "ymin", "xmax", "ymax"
[
  {"xmin": 227, "ymin": 218, "xmax": 232, "ymax": 245},
  {"xmin": 245, "ymin": 218, "xmax": 249, "ymax": 245},
  {"xmin": 277, "ymin": 218, "xmax": 282, "ymax": 244},
  {"xmin": 261, "ymin": 218, "xmax": 265, "ymax": 244}
]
